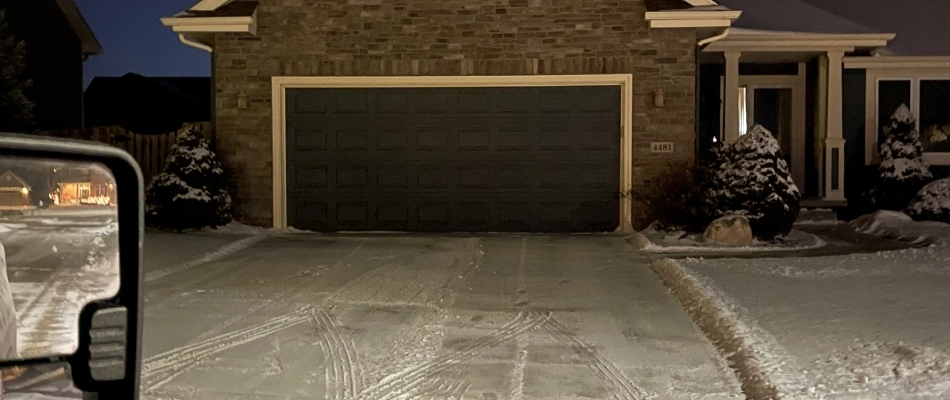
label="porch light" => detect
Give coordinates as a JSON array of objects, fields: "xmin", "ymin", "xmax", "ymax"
[
  {"xmin": 654, "ymin": 89, "xmax": 665, "ymax": 107},
  {"xmin": 237, "ymin": 92, "xmax": 249, "ymax": 110},
  {"xmin": 20, "ymin": 187, "xmax": 28, "ymax": 195}
]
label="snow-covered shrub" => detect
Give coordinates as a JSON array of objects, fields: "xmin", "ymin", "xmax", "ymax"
[
  {"xmin": 145, "ymin": 126, "xmax": 232, "ymax": 231},
  {"xmin": 905, "ymin": 177, "xmax": 950, "ymax": 224},
  {"xmin": 705, "ymin": 124, "xmax": 801, "ymax": 239},
  {"xmin": 868, "ymin": 104, "xmax": 933, "ymax": 210}
]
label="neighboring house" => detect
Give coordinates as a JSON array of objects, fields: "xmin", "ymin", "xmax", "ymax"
[
  {"xmin": 53, "ymin": 167, "xmax": 116, "ymax": 206},
  {"xmin": 84, "ymin": 73, "xmax": 211, "ymax": 135},
  {"xmin": 159, "ymin": 0, "xmax": 946, "ymax": 232},
  {"xmin": 0, "ymin": 0, "xmax": 102, "ymax": 130},
  {"xmin": 0, "ymin": 172, "xmax": 31, "ymax": 210}
]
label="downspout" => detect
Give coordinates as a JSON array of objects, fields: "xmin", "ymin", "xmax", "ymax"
[
  {"xmin": 178, "ymin": 34, "xmax": 213, "ymax": 53},
  {"xmin": 695, "ymin": 28, "xmax": 731, "ymax": 158}
]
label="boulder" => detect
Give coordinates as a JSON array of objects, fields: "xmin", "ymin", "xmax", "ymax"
[{"xmin": 703, "ymin": 215, "xmax": 753, "ymax": 247}]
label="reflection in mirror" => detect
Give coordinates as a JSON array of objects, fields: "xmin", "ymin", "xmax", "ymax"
[
  {"xmin": 0, "ymin": 157, "xmax": 119, "ymax": 362},
  {"xmin": 0, "ymin": 362, "xmax": 82, "ymax": 399}
]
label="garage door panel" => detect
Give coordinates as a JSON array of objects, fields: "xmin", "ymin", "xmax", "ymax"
[
  {"xmin": 286, "ymin": 86, "xmax": 621, "ymax": 232},
  {"xmin": 417, "ymin": 128, "xmax": 451, "ymax": 151},
  {"xmin": 291, "ymin": 129, "xmax": 328, "ymax": 151},
  {"xmin": 336, "ymin": 166, "xmax": 369, "ymax": 188},
  {"xmin": 417, "ymin": 166, "xmax": 451, "ymax": 188},
  {"xmin": 333, "ymin": 91, "xmax": 370, "ymax": 114},
  {"xmin": 458, "ymin": 90, "xmax": 492, "ymax": 114},
  {"xmin": 291, "ymin": 91, "xmax": 328, "ymax": 114},
  {"xmin": 376, "ymin": 91, "xmax": 411, "ymax": 114},
  {"xmin": 457, "ymin": 164, "xmax": 492, "ymax": 188},
  {"xmin": 457, "ymin": 129, "xmax": 491, "ymax": 151},
  {"xmin": 376, "ymin": 129, "xmax": 410, "ymax": 151},
  {"xmin": 414, "ymin": 91, "xmax": 454, "ymax": 114},
  {"xmin": 377, "ymin": 166, "xmax": 411, "ymax": 188},
  {"xmin": 292, "ymin": 166, "xmax": 328, "ymax": 188},
  {"xmin": 335, "ymin": 129, "xmax": 372, "ymax": 151}
]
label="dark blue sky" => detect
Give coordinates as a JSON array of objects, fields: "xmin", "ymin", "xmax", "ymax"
[{"xmin": 76, "ymin": 0, "xmax": 210, "ymax": 88}]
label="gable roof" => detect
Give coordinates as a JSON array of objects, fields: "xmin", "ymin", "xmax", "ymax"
[
  {"xmin": 0, "ymin": 171, "xmax": 29, "ymax": 190},
  {"xmin": 715, "ymin": 0, "xmax": 881, "ymax": 35},
  {"xmin": 52, "ymin": 0, "xmax": 102, "ymax": 56}
]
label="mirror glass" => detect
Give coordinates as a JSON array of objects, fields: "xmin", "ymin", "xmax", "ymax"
[
  {"xmin": 0, "ymin": 157, "xmax": 119, "ymax": 363},
  {"xmin": 1, "ymin": 362, "xmax": 82, "ymax": 399}
]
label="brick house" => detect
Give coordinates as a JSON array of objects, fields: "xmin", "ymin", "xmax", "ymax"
[{"xmin": 160, "ymin": 0, "xmax": 947, "ymax": 232}]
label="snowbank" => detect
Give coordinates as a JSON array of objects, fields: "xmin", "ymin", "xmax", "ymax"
[
  {"xmin": 849, "ymin": 210, "xmax": 950, "ymax": 245},
  {"xmin": 630, "ymin": 229, "xmax": 825, "ymax": 253}
]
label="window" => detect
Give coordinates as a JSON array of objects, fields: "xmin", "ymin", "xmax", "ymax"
[
  {"xmin": 920, "ymin": 80, "xmax": 950, "ymax": 152},
  {"xmin": 875, "ymin": 77, "xmax": 950, "ymax": 155},
  {"xmin": 78, "ymin": 184, "xmax": 91, "ymax": 199},
  {"xmin": 877, "ymin": 79, "xmax": 912, "ymax": 145},
  {"xmin": 94, "ymin": 184, "xmax": 106, "ymax": 197}
]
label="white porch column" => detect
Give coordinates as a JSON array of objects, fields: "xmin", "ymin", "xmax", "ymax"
[
  {"xmin": 723, "ymin": 51, "xmax": 742, "ymax": 143},
  {"xmin": 822, "ymin": 51, "xmax": 846, "ymax": 201}
]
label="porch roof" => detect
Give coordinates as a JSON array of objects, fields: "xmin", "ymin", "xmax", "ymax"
[{"xmin": 716, "ymin": 0, "xmax": 882, "ymax": 35}]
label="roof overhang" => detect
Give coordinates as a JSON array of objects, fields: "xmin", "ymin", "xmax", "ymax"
[
  {"xmin": 53, "ymin": 0, "xmax": 102, "ymax": 56},
  {"xmin": 703, "ymin": 28, "xmax": 895, "ymax": 52},
  {"xmin": 843, "ymin": 56, "xmax": 950, "ymax": 69},
  {"xmin": 645, "ymin": 9, "xmax": 742, "ymax": 28},
  {"xmin": 161, "ymin": 12, "xmax": 257, "ymax": 34},
  {"xmin": 189, "ymin": 0, "xmax": 235, "ymax": 11}
]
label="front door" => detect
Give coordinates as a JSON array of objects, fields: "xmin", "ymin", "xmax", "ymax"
[{"xmin": 726, "ymin": 75, "xmax": 807, "ymax": 192}]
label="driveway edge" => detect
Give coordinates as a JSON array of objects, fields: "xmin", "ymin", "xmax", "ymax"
[{"xmin": 649, "ymin": 258, "xmax": 815, "ymax": 400}]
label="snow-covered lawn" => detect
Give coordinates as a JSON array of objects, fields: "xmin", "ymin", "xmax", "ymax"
[
  {"xmin": 631, "ymin": 229, "xmax": 825, "ymax": 253},
  {"xmin": 654, "ymin": 213, "xmax": 950, "ymax": 399}
]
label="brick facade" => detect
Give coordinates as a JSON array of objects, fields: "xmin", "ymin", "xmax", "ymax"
[{"xmin": 213, "ymin": 0, "xmax": 697, "ymax": 229}]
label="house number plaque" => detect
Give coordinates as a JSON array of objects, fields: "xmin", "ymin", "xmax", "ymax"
[{"xmin": 650, "ymin": 142, "xmax": 674, "ymax": 153}]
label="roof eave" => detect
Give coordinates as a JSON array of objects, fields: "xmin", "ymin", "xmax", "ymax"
[
  {"xmin": 160, "ymin": 10, "xmax": 257, "ymax": 35},
  {"xmin": 843, "ymin": 55, "xmax": 950, "ymax": 69},
  {"xmin": 644, "ymin": 10, "xmax": 741, "ymax": 29},
  {"xmin": 53, "ymin": 0, "xmax": 103, "ymax": 56}
]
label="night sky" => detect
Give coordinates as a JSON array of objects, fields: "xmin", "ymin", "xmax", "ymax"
[
  {"xmin": 75, "ymin": 1, "xmax": 950, "ymax": 89},
  {"xmin": 76, "ymin": 0, "xmax": 210, "ymax": 88}
]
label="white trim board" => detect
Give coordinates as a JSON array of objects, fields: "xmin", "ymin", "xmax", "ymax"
[{"xmin": 270, "ymin": 74, "xmax": 635, "ymax": 231}]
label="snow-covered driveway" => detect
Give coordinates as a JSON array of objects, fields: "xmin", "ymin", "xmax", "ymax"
[{"xmin": 141, "ymin": 233, "xmax": 741, "ymax": 400}]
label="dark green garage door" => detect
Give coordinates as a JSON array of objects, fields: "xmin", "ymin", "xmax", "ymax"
[{"xmin": 286, "ymin": 86, "xmax": 621, "ymax": 233}]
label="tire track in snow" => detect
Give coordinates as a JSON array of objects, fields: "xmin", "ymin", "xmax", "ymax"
[
  {"xmin": 352, "ymin": 311, "xmax": 550, "ymax": 400},
  {"xmin": 141, "ymin": 306, "xmax": 314, "ymax": 390},
  {"xmin": 144, "ymin": 234, "xmax": 267, "ymax": 283},
  {"xmin": 312, "ymin": 310, "xmax": 364, "ymax": 400},
  {"xmin": 508, "ymin": 237, "xmax": 529, "ymax": 400},
  {"xmin": 540, "ymin": 317, "xmax": 651, "ymax": 400}
]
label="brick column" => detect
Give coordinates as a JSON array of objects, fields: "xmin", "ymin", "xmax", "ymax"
[{"xmin": 822, "ymin": 51, "xmax": 846, "ymax": 202}]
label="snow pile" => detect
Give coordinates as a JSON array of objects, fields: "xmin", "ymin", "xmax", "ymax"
[
  {"xmin": 807, "ymin": 342, "xmax": 950, "ymax": 398},
  {"xmin": 849, "ymin": 210, "xmax": 950, "ymax": 245},
  {"xmin": 634, "ymin": 228, "xmax": 825, "ymax": 253},
  {"xmin": 906, "ymin": 177, "xmax": 950, "ymax": 224},
  {"xmin": 705, "ymin": 124, "xmax": 801, "ymax": 239},
  {"xmin": 146, "ymin": 126, "xmax": 233, "ymax": 231},
  {"xmin": 868, "ymin": 104, "xmax": 933, "ymax": 211}
]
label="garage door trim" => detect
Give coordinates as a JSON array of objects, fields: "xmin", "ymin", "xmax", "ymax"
[{"xmin": 271, "ymin": 74, "xmax": 634, "ymax": 232}]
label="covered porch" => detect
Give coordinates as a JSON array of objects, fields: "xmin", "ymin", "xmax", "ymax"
[{"xmin": 698, "ymin": 28, "xmax": 893, "ymax": 206}]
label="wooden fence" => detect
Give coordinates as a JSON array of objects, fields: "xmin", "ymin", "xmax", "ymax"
[{"xmin": 41, "ymin": 122, "xmax": 212, "ymax": 185}]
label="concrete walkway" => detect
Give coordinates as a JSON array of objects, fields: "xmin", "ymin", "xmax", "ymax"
[{"xmin": 140, "ymin": 234, "xmax": 741, "ymax": 400}]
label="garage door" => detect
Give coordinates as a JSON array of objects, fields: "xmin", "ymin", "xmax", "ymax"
[{"xmin": 285, "ymin": 86, "xmax": 621, "ymax": 232}]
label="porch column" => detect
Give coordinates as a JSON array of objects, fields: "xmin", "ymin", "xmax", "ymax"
[
  {"xmin": 723, "ymin": 51, "xmax": 742, "ymax": 143},
  {"xmin": 822, "ymin": 51, "xmax": 846, "ymax": 201}
]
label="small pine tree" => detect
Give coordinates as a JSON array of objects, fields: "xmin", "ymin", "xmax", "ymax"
[
  {"xmin": 0, "ymin": 10, "xmax": 35, "ymax": 132},
  {"xmin": 146, "ymin": 126, "xmax": 232, "ymax": 231},
  {"xmin": 705, "ymin": 124, "xmax": 801, "ymax": 239},
  {"xmin": 869, "ymin": 104, "xmax": 933, "ymax": 210}
]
